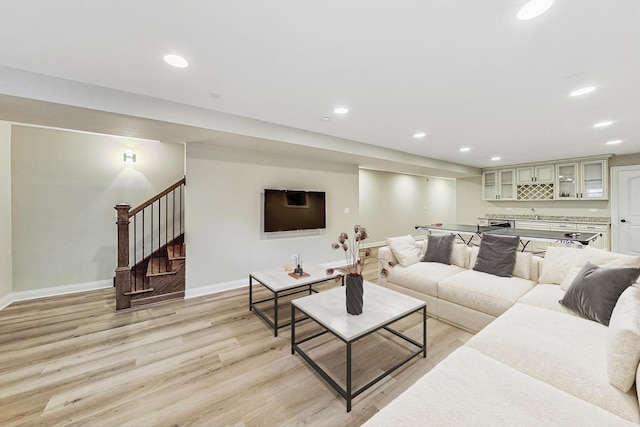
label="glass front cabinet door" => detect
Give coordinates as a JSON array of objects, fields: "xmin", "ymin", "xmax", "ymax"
[
  {"xmin": 499, "ymin": 169, "xmax": 516, "ymax": 200},
  {"xmin": 482, "ymin": 169, "xmax": 515, "ymax": 200},
  {"xmin": 482, "ymin": 171, "xmax": 498, "ymax": 200},
  {"xmin": 581, "ymin": 160, "xmax": 607, "ymax": 199},
  {"xmin": 556, "ymin": 163, "xmax": 578, "ymax": 199},
  {"xmin": 556, "ymin": 160, "xmax": 607, "ymax": 200}
]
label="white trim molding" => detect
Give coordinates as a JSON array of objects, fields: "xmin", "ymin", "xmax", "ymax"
[
  {"xmin": 0, "ymin": 279, "xmax": 113, "ymax": 310},
  {"xmin": 185, "ymin": 278, "xmax": 247, "ymax": 299}
]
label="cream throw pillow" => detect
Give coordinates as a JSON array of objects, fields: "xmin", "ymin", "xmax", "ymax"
[
  {"xmin": 513, "ymin": 251, "xmax": 533, "ymax": 280},
  {"xmin": 469, "ymin": 246, "xmax": 480, "ymax": 269},
  {"xmin": 539, "ymin": 247, "xmax": 584, "ymax": 285},
  {"xmin": 451, "ymin": 243, "xmax": 468, "ymax": 269},
  {"xmin": 582, "ymin": 246, "xmax": 640, "ymax": 269},
  {"xmin": 607, "ymin": 286, "xmax": 640, "ymax": 392},
  {"xmin": 385, "ymin": 235, "xmax": 421, "ymax": 267},
  {"xmin": 560, "ymin": 266, "xmax": 582, "ymax": 291},
  {"xmin": 558, "ymin": 248, "xmax": 640, "ymax": 290}
]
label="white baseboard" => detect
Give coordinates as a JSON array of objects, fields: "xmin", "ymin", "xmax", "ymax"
[
  {"xmin": 0, "ymin": 292, "xmax": 12, "ymax": 311},
  {"xmin": 2, "ymin": 279, "xmax": 113, "ymax": 309},
  {"xmin": 185, "ymin": 278, "xmax": 247, "ymax": 299}
]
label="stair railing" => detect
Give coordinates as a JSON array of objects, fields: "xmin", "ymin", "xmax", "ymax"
[{"xmin": 114, "ymin": 177, "xmax": 186, "ymax": 310}]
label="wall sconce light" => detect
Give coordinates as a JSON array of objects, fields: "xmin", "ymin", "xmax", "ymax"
[{"xmin": 123, "ymin": 149, "xmax": 136, "ymax": 164}]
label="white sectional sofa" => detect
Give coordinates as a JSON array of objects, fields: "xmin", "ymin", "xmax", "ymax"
[
  {"xmin": 366, "ymin": 237, "xmax": 640, "ymax": 426},
  {"xmin": 378, "ymin": 236, "xmax": 542, "ymax": 332}
]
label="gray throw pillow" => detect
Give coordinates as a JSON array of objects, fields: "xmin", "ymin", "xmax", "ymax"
[
  {"xmin": 473, "ymin": 233, "xmax": 519, "ymax": 277},
  {"xmin": 559, "ymin": 262, "xmax": 640, "ymax": 326},
  {"xmin": 421, "ymin": 234, "xmax": 455, "ymax": 265}
]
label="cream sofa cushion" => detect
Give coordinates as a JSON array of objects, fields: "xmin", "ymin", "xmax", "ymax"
[
  {"xmin": 385, "ymin": 261, "xmax": 464, "ymax": 298},
  {"xmin": 363, "ymin": 347, "xmax": 636, "ymax": 427},
  {"xmin": 438, "ymin": 270, "xmax": 536, "ymax": 317},
  {"xmin": 467, "ymin": 303, "xmax": 640, "ymax": 423},
  {"xmin": 385, "ymin": 235, "xmax": 420, "ymax": 267},
  {"xmin": 607, "ymin": 286, "xmax": 640, "ymax": 392},
  {"xmin": 538, "ymin": 246, "xmax": 584, "ymax": 285},
  {"xmin": 517, "ymin": 284, "xmax": 579, "ymax": 317}
]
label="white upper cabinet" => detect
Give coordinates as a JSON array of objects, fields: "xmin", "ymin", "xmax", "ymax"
[
  {"xmin": 582, "ymin": 160, "xmax": 607, "ymax": 199},
  {"xmin": 556, "ymin": 159, "xmax": 607, "ymax": 200},
  {"xmin": 556, "ymin": 163, "xmax": 579, "ymax": 199},
  {"xmin": 516, "ymin": 165, "xmax": 554, "ymax": 184},
  {"xmin": 482, "ymin": 169, "xmax": 516, "ymax": 200},
  {"xmin": 483, "ymin": 156, "xmax": 609, "ymax": 201}
]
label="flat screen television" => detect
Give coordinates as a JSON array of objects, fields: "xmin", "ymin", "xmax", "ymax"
[{"xmin": 264, "ymin": 189, "xmax": 326, "ymax": 232}]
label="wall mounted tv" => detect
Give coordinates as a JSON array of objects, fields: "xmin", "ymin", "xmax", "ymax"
[{"xmin": 263, "ymin": 189, "xmax": 326, "ymax": 232}]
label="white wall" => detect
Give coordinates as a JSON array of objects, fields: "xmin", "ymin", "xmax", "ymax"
[
  {"xmin": 0, "ymin": 122, "xmax": 11, "ymax": 300},
  {"xmin": 11, "ymin": 126, "xmax": 184, "ymax": 292},
  {"xmin": 185, "ymin": 143, "xmax": 359, "ymax": 293},
  {"xmin": 359, "ymin": 169, "xmax": 457, "ymax": 243}
]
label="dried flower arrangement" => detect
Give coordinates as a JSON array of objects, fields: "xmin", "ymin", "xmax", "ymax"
[{"xmin": 326, "ymin": 224, "xmax": 394, "ymax": 277}]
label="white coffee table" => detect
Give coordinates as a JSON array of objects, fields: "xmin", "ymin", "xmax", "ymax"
[
  {"xmin": 291, "ymin": 281, "xmax": 426, "ymax": 412},
  {"xmin": 249, "ymin": 264, "xmax": 343, "ymax": 336}
]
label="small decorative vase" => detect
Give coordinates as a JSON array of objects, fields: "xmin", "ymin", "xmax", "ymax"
[{"xmin": 346, "ymin": 274, "xmax": 364, "ymax": 315}]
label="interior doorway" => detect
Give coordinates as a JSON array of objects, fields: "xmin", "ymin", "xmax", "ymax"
[{"xmin": 611, "ymin": 165, "xmax": 640, "ymax": 255}]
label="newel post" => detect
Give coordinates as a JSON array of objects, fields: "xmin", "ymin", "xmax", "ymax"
[{"xmin": 115, "ymin": 203, "xmax": 131, "ymax": 310}]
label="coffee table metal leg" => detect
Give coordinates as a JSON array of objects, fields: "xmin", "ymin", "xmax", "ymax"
[
  {"xmin": 249, "ymin": 275, "xmax": 253, "ymax": 311},
  {"xmin": 274, "ymin": 291, "xmax": 279, "ymax": 337},
  {"xmin": 346, "ymin": 341, "xmax": 352, "ymax": 412},
  {"xmin": 291, "ymin": 305, "xmax": 296, "ymax": 355},
  {"xmin": 422, "ymin": 306, "xmax": 427, "ymax": 358}
]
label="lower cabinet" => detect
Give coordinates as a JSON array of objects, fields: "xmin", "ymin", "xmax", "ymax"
[
  {"xmin": 514, "ymin": 221, "xmax": 549, "ymax": 253},
  {"xmin": 514, "ymin": 221, "xmax": 610, "ymax": 253},
  {"xmin": 576, "ymin": 224, "xmax": 609, "ymax": 250}
]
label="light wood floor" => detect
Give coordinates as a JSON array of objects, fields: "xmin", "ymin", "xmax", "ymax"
[{"xmin": 0, "ymin": 264, "xmax": 472, "ymax": 427}]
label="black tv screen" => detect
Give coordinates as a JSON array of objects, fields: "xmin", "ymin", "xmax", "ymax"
[{"xmin": 264, "ymin": 189, "xmax": 326, "ymax": 232}]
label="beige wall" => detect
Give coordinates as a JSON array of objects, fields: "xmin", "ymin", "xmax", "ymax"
[
  {"xmin": 610, "ymin": 153, "xmax": 640, "ymax": 168},
  {"xmin": 359, "ymin": 169, "xmax": 456, "ymax": 242},
  {"xmin": 185, "ymin": 143, "xmax": 359, "ymax": 292},
  {"xmin": 0, "ymin": 122, "xmax": 11, "ymax": 300},
  {"xmin": 11, "ymin": 126, "xmax": 184, "ymax": 292}
]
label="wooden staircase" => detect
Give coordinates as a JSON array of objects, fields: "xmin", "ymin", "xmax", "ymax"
[
  {"xmin": 114, "ymin": 177, "xmax": 186, "ymax": 310},
  {"xmin": 126, "ymin": 237, "xmax": 186, "ymax": 307}
]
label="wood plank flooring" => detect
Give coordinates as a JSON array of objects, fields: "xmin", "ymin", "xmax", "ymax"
[{"xmin": 0, "ymin": 264, "xmax": 472, "ymax": 426}]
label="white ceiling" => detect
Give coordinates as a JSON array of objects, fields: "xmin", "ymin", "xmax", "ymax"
[{"xmin": 0, "ymin": 0, "xmax": 639, "ymax": 169}]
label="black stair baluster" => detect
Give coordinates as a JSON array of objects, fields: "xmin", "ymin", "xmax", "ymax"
[{"xmin": 133, "ymin": 215, "xmax": 137, "ymax": 292}]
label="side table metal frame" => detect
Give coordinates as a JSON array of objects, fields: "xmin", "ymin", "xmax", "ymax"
[
  {"xmin": 291, "ymin": 304, "xmax": 426, "ymax": 412},
  {"xmin": 249, "ymin": 274, "xmax": 344, "ymax": 337}
]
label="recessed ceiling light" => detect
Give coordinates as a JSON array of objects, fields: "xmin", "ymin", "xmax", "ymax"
[
  {"xmin": 517, "ymin": 0, "xmax": 554, "ymax": 21},
  {"xmin": 320, "ymin": 116, "xmax": 330, "ymax": 121},
  {"xmin": 593, "ymin": 121, "xmax": 613, "ymax": 128},
  {"xmin": 459, "ymin": 147, "xmax": 471, "ymax": 152},
  {"xmin": 164, "ymin": 54, "xmax": 189, "ymax": 68},
  {"xmin": 570, "ymin": 86, "xmax": 595, "ymax": 97},
  {"xmin": 606, "ymin": 140, "xmax": 622, "ymax": 145},
  {"xmin": 334, "ymin": 107, "xmax": 349, "ymax": 114},
  {"xmin": 491, "ymin": 156, "xmax": 501, "ymax": 161},
  {"xmin": 413, "ymin": 132, "xmax": 427, "ymax": 139}
]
